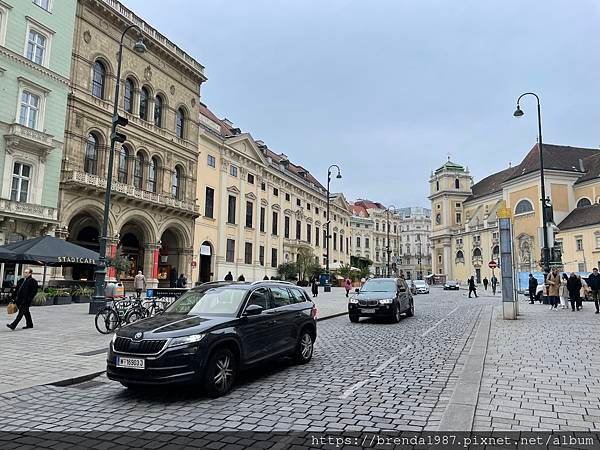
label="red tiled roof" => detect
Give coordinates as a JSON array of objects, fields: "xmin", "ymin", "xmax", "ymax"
[
  {"xmin": 558, "ymin": 204, "xmax": 600, "ymax": 231},
  {"xmin": 353, "ymin": 199, "xmax": 386, "ymax": 210},
  {"xmin": 198, "ymin": 102, "xmax": 235, "ymax": 137}
]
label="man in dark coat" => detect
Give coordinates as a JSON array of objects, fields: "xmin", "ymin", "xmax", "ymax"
[
  {"xmin": 528, "ymin": 274, "xmax": 538, "ymax": 304},
  {"xmin": 7, "ymin": 268, "xmax": 38, "ymax": 330},
  {"xmin": 588, "ymin": 268, "xmax": 600, "ymax": 314},
  {"xmin": 224, "ymin": 271, "xmax": 234, "ymax": 281},
  {"xmin": 468, "ymin": 276, "xmax": 478, "ymax": 298},
  {"xmin": 176, "ymin": 273, "xmax": 187, "ymax": 288}
]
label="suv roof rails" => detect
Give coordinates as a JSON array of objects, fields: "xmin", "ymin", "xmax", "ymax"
[{"xmin": 250, "ymin": 280, "xmax": 295, "ymax": 286}]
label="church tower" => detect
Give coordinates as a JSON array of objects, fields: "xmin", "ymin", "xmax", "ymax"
[{"xmin": 428, "ymin": 160, "xmax": 473, "ymax": 280}]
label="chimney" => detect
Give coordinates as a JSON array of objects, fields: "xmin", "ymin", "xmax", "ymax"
[
  {"xmin": 579, "ymin": 158, "xmax": 585, "ymax": 172},
  {"xmin": 222, "ymin": 118, "xmax": 234, "ymax": 127}
]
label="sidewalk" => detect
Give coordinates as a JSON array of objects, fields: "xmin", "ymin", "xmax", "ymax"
[
  {"xmin": 0, "ymin": 287, "xmax": 349, "ymax": 394},
  {"xmin": 474, "ymin": 300, "xmax": 600, "ymax": 431}
]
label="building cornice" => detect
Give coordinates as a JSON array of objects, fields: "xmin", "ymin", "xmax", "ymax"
[{"xmin": 0, "ymin": 46, "xmax": 70, "ymax": 86}]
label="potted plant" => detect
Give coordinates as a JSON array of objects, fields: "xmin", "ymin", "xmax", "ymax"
[
  {"xmin": 45, "ymin": 287, "xmax": 58, "ymax": 305},
  {"xmin": 107, "ymin": 255, "xmax": 132, "ymax": 281},
  {"xmin": 72, "ymin": 285, "xmax": 93, "ymax": 303},
  {"xmin": 53, "ymin": 288, "xmax": 72, "ymax": 305},
  {"xmin": 32, "ymin": 290, "xmax": 47, "ymax": 307}
]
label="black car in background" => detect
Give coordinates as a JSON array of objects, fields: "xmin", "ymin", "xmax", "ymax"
[
  {"xmin": 444, "ymin": 280, "xmax": 460, "ymax": 290},
  {"xmin": 348, "ymin": 277, "xmax": 414, "ymax": 323},
  {"xmin": 107, "ymin": 281, "xmax": 317, "ymax": 397}
]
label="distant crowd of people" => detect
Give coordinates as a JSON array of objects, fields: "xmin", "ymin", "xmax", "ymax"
[{"xmin": 528, "ymin": 268, "xmax": 600, "ymax": 312}]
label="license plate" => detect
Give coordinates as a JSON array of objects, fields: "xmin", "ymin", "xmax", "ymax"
[
  {"xmin": 116, "ymin": 356, "xmax": 145, "ymax": 369},
  {"xmin": 361, "ymin": 308, "xmax": 376, "ymax": 314}
]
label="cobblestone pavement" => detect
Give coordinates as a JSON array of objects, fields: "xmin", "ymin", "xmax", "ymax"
[
  {"xmin": 0, "ymin": 289, "xmax": 494, "ymax": 436},
  {"xmin": 0, "ymin": 288, "xmax": 350, "ymax": 394},
  {"xmin": 474, "ymin": 299, "xmax": 600, "ymax": 432}
]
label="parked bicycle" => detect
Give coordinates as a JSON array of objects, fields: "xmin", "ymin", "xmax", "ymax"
[{"xmin": 95, "ymin": 296, "xmax": 145, "ymax": 334}]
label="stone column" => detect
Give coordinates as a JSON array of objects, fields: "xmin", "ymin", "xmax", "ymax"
[
  {"xmin": 237, "ymin": 168, "xmax": 247, "ymax": 277},
  {"xmin": 106, "ymin": 236, "xmax": 120, "ymax": 282},
  {"xmin": 217, "ymin": 158, "xmax": 229, "ymax": 277},
  {"xmin": 52, "ymin": 226, "xmax": 70, "ymax": 281},
  {"xmin": 144, "ymin": 243, "xmax": 161, "ymax": 288},
  {"xmin": 180, "ymin": 246, "xmax": 194, "ymax": 284}
]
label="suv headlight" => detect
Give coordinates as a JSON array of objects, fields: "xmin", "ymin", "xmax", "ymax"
[
  {"xmin": 168, "ymin": 334, "xmax": 205, "ymax": 348},
  {"xmin": 379, "ymin": 299, "xmax": 393, "ymax": 304},
  {"xmin": 349, "ymin": 298, "xmax": 359, "ymax": 304}
]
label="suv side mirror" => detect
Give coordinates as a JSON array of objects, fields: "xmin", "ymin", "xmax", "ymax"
[
  {"xmin": 355, "ymin": 288, "xmax": 360, "ymax": 294},
  {"xmin": 244, "ymin": 304, "xmax": 263, "ymax": 316}
]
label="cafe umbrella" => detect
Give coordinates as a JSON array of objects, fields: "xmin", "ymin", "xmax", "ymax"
[{"xmin": 0, "ymin": 235, "xmax": 99, "ymax": 287}]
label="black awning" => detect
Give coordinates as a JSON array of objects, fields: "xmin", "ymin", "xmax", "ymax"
[{"xmin": 0, "ymin": 235, "xmax": 99, "ymax": 266}]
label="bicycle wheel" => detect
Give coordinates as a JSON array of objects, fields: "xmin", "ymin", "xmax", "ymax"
[
  {"xmin": 125, "ymin": 307, "xmax": 146, "ymax": 324},
  {"xmin": 147, "ymin": 304, "xmax": 165, "ymax": 317},
  {"xmin": 95, "ymin": 308, "xmax": 120, "ymax": 334}
]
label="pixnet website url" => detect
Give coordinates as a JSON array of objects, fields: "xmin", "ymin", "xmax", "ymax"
[{"xmin": 310, "ymin": 434, "xmax": 596, "ymax": 448}]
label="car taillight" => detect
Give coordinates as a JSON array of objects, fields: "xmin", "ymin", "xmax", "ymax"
[{"xmin": 311, "ymin": 306, "xmax": 318, "ymax": 320}]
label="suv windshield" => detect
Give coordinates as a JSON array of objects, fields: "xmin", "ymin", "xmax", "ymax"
[
  {"xmin": 167, "ymin": 287, "xmax": 247, "ymax": 316},
  {"xmin": 360, "ymin": 279, "xmax": 397, "ymax": 293}
]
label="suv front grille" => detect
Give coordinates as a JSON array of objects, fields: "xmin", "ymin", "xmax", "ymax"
[
  {"xmin": 358, "ymin": 299, "xmax": 379, "ymax": 307},
  {"xmin": 114, "ymin": 337, "xmax": 167, "ymax": 355}
]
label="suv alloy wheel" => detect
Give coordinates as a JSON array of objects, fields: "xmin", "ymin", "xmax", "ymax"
[
  {"xmin": 294, "ymin": 330, "xmax": 314, "ymax": 364},
  {"xmin": 204, "ymin": 347, "xmax": 237, "ymax": 397},
  {"xmin": 392, "ymin": 303, "xmax": 401, "ymax": 323}
]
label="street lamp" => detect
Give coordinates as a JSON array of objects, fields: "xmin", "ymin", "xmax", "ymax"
[
  {"xmin": 325, "ymin": 164, "xmax": 342, "ymax": 292},
  {"xmin": 513, "ymin": 92, "xmax": 550, "ymax": 275},
  {"xmin": 91, "ymin": 25, "xmax": 146, "ymax": 313},
  {"xmin": 385, "ymin": 205, "xmax": 398, "ymax": 278}
]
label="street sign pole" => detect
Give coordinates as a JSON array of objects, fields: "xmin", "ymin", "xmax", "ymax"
[{"xmin": 498, "ymin": 204, "xmax": 517, "ymax": 319}]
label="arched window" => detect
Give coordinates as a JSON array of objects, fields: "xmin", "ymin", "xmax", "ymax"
[
  {"xmin": 84, "ymin": 133, "xmax": 98, "ymax": 174},
  {"xmin": 455, "ymin": 178, "xmax": 460, "ymax": 189},
  {"xmin": 473, "ymin": 248, "xmax": 482, "ymax": 258},
  {"xmin": 515, "ymin": 199, "xmax": 534, "ymax": 215},
  {"xmin": 172, "ymin": 165, "xmax": 183, "ymax": 199},
  {"xmin": 147, "ymin": 156, "xmax": 159, "ymax": 193},
  {"xmin": 133, "ymin": 152, "xmax": 144, "ymax": 189},
  {"xmin": 124, "ymin": 78, "xmax": 134, "ymax": 113},
  {"xmin": 456, "ymin": 250, "xmax": 464, "ymax": 262},
  {"xmin": 176, "ymin": 107, "xmax": 185, "ymax": 138},
  {"xmin": 117, "ymin": 145, "xmax": 129, "ymax": 183},
  {"xmin": 139, "ymin": 87, "xmax": 149, "ymax": 120},
  {"xmin": 154, "ymin": 95, "xmax": 163, "ymax": 127},
  {"xmin": 577, "ymin": 197, "xmax": 592, "ymax": 208},
  {"xmin": 92, "ymin": 61, "xmax": 106, "ymax": 99},
  {"xmin": 492, "ymin": 245, "xmax": 500, "ymax": 259}
]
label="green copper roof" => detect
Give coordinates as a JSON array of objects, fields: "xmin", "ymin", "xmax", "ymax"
[{"xmin": 435, "ymin": 160, "xmax": 465, "ymax": 174}]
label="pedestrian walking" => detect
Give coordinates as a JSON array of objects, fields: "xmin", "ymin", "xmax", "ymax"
[
  {"xmin": 7, "ymin": 268, "xmax": 38, "ymax": 331},
  {"xmin": 344, "ymin": 278, "xmax": 352, "ymax": 298},
  {"xmin": 468, "ymin": 276, "xmax": 478, "ymax": 298},
  {"xmin": 577, "ymin": 275, "xmax": 585, "ymax": 310},
  {"xmin": 176, "ymin": 273, "xmax": 187, "ymax": 288},
  {"xmin": 224, "ymin": 271, "xmax": 234, "ymax": 281},
  {"xmin": 483, "ymin": 277, "xmax": 489, "ymax": 290},
  {"xmin": 528, "ymin": 273, "xmax": 538, "ymax": 304},
  {"xmin": 169, "ymin": 267, "xmax": 177, "ymax": 288},
  {"xmin": 263, "ymin": 275, "xmax": 269, "ymax": 280},
  {"xmin": 311, "ymin": 277, "xmax": 319, "ymax": 298},
  {"xmin": 546, "ymin": 269, "xmax": 560, "ymax": 310},
  {"xmin": 134, "ymin": 270, "xmax": 146, "ymax": 298},
  {"xmin": 587, "ymin": 268, "xmax": 600, "ymax": 314},
  {"xmin": 559, "ymin": 273, "xmax": 569, "ymax": 309},
  {"xmin": 490, "ymin": 275, "xmax": 498, "ymax": 295},
  {"xmin": 567, "ymin": 272, "xmax": 582, "ymax": 311},
  {"xmin": 237, "ymin": 274, "xmax": 245, "ymax": 282}
]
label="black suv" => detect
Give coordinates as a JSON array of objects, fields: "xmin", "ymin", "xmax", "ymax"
[
  {"xmin": 107, "ymin": 281, "xmax": 317, "ymax": 397},
  {"xmin": 348, "ymin": 277, "xmax": 414, "ymax": 323}
]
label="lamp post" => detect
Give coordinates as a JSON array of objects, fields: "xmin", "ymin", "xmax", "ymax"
[
  {"xmin": 513, "ymin": 93, "xmax": 550, "ymax": 275},
  {"xmin": 325, "ymin": 164, "xmax": 342, "ymax": 292},
  {"xmin": 385, "ymin": 205, "xmax": 398, "ymax": 277},
  {"xmin": 91, "ymin": 25, "xmax": 146, "ymax": 313}
]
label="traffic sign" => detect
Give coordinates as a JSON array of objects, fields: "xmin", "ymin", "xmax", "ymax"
[
  {"xmin": 191, "ymin": 261, "xmax": 197, "ymax": 268},
  {"xmin": 488, "ymin": 260, "xmax": 498, "ymax": 269}
]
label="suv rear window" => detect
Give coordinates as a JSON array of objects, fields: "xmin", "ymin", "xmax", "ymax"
[{"xmin": 290, "ymin": 288, "xmax": 307, "ymax": 304}]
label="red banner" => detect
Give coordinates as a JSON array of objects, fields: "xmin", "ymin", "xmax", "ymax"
[
  {"xmin": 108, "ymin": 244, "xmax": 117, "ymax": 278},
  {"xmin": 153, "ymin": 249, "xmax": 159, "ymax": 278}
]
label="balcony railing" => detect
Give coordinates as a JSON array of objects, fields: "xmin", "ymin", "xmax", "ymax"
[
  {"xmin": 0, "ymin": 197, "xmax": 57, "ymax": 222},
  {"xmin": 5, "ymin": 123, "xmax": 54, "ymax": 158},
  {"xmin": 61, "ymin": 170, "xmax": 198, "ymax": 215}
]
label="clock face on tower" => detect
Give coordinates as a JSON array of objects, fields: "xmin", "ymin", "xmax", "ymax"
[{"xmin": 435, "ymin": 213, "xmax": 442, "ymax": 225}]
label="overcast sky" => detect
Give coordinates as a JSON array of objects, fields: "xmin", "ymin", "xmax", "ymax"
[{"xmin": 126, "ymin": 0, "xmax": 600, "ymax": 208}]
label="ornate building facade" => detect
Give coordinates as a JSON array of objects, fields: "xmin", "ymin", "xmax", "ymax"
[
  {"xmin": 430, "ymin": 144, "xmax": 600, "ymax": 285},
  {"xmin": 349, "ymin": 201, "xmax": 431, "ymax": 279},
  {"xmin": 0, "ymin": 0, "xmax": 76, "ymax": 284},
  {"xmin": 193, "ymin": 105, "xmax": 352, "ymax": 283},
  {"xmin": 58, "ymin": 0, "xmax": 206, "ymax": 288}
]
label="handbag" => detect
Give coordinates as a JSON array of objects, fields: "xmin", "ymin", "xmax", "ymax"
[{"xmin": 7, "ymin": 302, "xmax": 17, "ymax": 315}]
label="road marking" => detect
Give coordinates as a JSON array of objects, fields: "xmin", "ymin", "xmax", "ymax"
[
  {"xmin": 421, "ymin": 306, "xmax": 461, "ymax": 337},
  {"xmin": 341, "ymin": 345, "xmax": 412, "ymax": 399}
]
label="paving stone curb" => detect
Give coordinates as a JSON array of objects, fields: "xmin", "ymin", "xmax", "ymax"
[{"xmin": 438, "ymin": 305, "xmax": 493, "ymax": 431}]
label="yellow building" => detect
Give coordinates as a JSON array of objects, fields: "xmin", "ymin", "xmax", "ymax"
[
  {"xmin": 430, "ymin": 144, "xmax": 600, "ymax": 284},
  {"xmin": 193, "ymin": 104, "xmax": 351, "ymax": 283}
]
